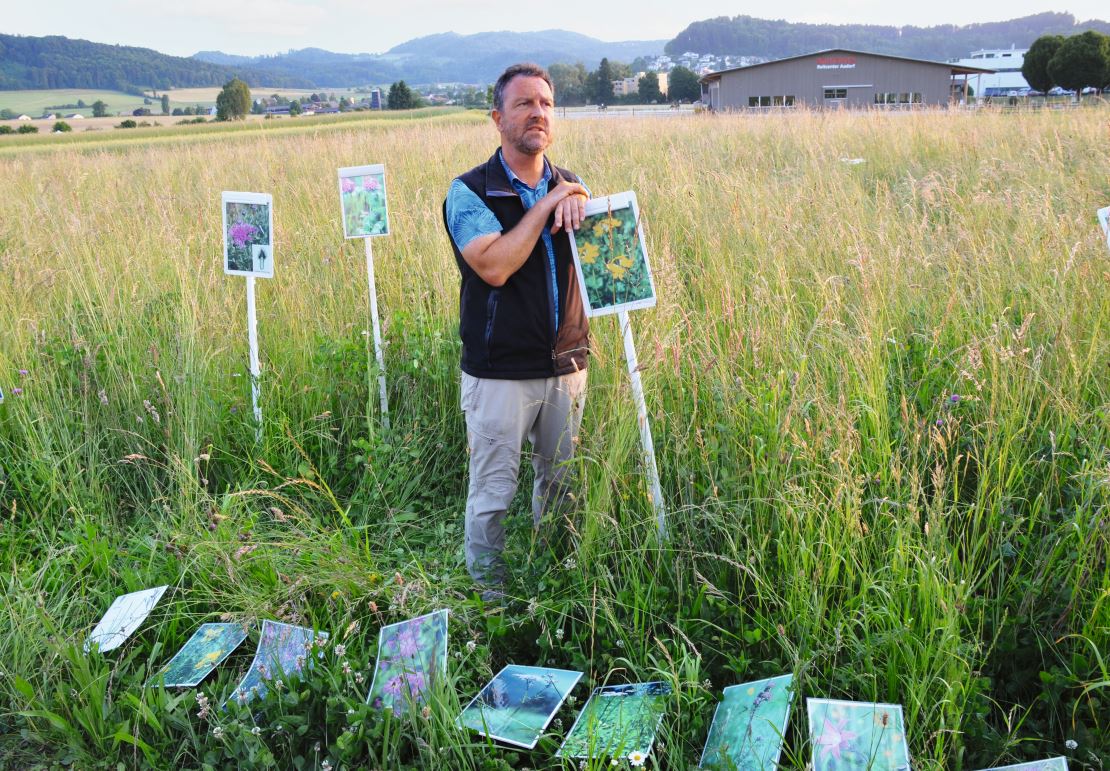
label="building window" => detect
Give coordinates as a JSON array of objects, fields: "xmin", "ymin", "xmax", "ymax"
[
  {"xmin": 824, "ymin": 88, "xmax": 847, "ymax": 100},
  {"xmin": 785, "ymin": 95, "xmax": 795, "ymax": 106},
  {"xmin": 759, "ymin": 96, "xmax": 771, "ymax": 107},
  {"xmin": 749, "ymin": 97, "xmax": 759, "ymax": 107}
]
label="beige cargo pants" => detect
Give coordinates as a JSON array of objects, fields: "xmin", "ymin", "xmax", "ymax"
[{"xmin": 460, "ymin": 369, "xmax": 587, "ymax": 586}]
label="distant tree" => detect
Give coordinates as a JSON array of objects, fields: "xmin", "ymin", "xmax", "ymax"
[
  {"xmin": 216, "ymin": 77, "xmax": 251, "ymax": 121},
  {"xmin": 549, "ymin": 62, "xmax": 589, "ymax": 106},
  {"xmin": 638, "ymin": 71, "xmax": 663, "ymax": 103},
  {"xmin": 52, "ymin": 120, "xmax": 72, "ymax": 132},
  {"xmin": 1048, "ymin": 31, "xmax": 1110, "ymax": 93},
  {"xmin": 0, "ymin": 125, "xmax": 13, "ymax": 135},
  {"xmin": 387, "ymin": 80, "xmax": 415, "ymax": 110},
  {"xmin": 17, "ymin": 124, "xmax": 38, "ymax": 134},
  {"xmin": 76, "ymin": 99, "xmax": 87, "ymax": 108},
  {"xmin": 289, "ymin": 99, "xmax": 302, "ymax": 116},
  {"xmin": 91, "ymin": 99, "xmax": 108, "ymax": 117},
  {"xmin": 594, "ymin": 58, "xmax": 614, "ymax": 105},
  {"xmin": 1023, "ymin": 35, "xmax": 1065, "ymax": 92},
  {"xmin": 171, "ymin": 107, "xmax": 183, "ymax": 116},
  {"xmin": 117, "ymin": 119, "xmax": 137, "ymax": 128},
  {"xmin": 0, "ymin": 108, "xmax": 14, "ymax": 120},
  {"xmin": 339, "ymin": 96, "xmax": 351, "ymax": 110},
  {"xmin": 160, "ymin": 94, "xmax": 170, "ymax": 114},
  {"xmin": 668, "ymin": 66, "xmax": 701, "ymax": 102}
]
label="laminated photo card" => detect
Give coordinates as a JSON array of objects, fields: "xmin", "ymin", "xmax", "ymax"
[
  {"xmin": 556, "ymin": 680, "xmax": 671, "ymax": 763},
  {"xmin": 457, "ymin": 665, "xmax": 583, "ymax": 749},
  {"xmin": 1098, "ymin": 205, "xmax": 1109, "ymax": 250},
  {"xmin": 975, "ymin": 759, "xmax": 1069, "ymax": 771},
  {"xmin": 700, "ymin": 673, "xmax": 795, "ymax": 769},
  {"xmin": 806, "ymin": 698, "xmax": 911, "ymax": 771},
  {"xmin": 366, "ymin": 609, "xmax": 448, "ymax": 714},
  {"xmin": 227, "ymin": 620, "xmax": 327, "ymax": 707},
  {"xmin": 338, "ymin": 164, "xmax": 389, "ymax": 238},
  {"xmin": 84, "ymin": 585, "xmax": 168, "ymax": 653},
  {"xmin": 149, "ymin": 622, "xmax": 249, "ymax": 688},
  {"xmin": 570, "ymin": 191, "xmax": 657, "ymax": 317},
  {"xmin": 222, "ymin": 191, "xmax": 274, "ymax": 277}
]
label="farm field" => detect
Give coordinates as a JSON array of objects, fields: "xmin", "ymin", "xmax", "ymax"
[
  {"xmin": 0, "ymin": 106, "xmax": 1107, "ymax": 769},
  {"xmin": 0, "ymin": 88, "xmax": 156, "ymax": 117},
  {"xmin": 164, "ymin": 86, "xmax": 371, "ymax": 105}
]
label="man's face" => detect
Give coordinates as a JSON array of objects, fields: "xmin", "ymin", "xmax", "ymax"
[{"xmin": 493, "ymin": 75, "xmax": 555, "ymax": 156}]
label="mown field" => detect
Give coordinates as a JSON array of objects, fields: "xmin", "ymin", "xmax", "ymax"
[
  {"xmin": 0, "ymin": 89, "xmax": 156, "ymax": 116},
  {"xmin": 0, "ymin": 105, "xmax": 1107, "ymax": 770}
]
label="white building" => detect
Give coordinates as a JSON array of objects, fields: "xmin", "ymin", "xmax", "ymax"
[{"xmin": 947, "ymin": 47, "xmax": 1030, "ymax": 96}]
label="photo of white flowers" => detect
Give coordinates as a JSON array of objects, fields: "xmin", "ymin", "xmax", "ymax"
[
  {"xmin": 1098, "ymin": 205, "xmax": 1109, "ymax": 249},
  {"xmin": 222, "ymin": 191, "xmax": 274, "ymax": 277},
  {"xmin": 84, "ymin": 585, "xmax": 168, "ymax": 653}
]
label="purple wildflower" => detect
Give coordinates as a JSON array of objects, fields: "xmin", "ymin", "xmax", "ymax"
[
  {"xmin": 935, "ymin": 418, "xmax": 944, "ymax": 427},
  {"xmin": 18, "ymin": 369, "xmax": 29, "ymax": 376},
  {"xmin": 228, "ymin": 221, "xmax": 258, "ymax": 249},
  {"xmin": 363, "ymin": 176, "xmax": 379, "ymax": 192},
  {"xmin": 396, "ymin": 629, "xmax": 420, "ymax": 658},
  {"xmin": 341, "ymin": 178, "xmax": 356, "ymax": 194},
  {"xmin": 949, "ymin": 394, "xmax": 960, "ymax": 403},
  {"xmin": 11, "ymin": 387, "xmax": 23, "ymax": 396}
]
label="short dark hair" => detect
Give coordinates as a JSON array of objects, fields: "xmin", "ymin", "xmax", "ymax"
[{"xmin": 492, "ymin": 63, "xmax": 553, "ymax": 112}]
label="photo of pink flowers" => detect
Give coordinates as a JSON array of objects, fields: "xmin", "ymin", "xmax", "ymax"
[
  {"xmin": 338, "ymin": 164, "xmax": 389, "ymax": 239},
  {"xmin": 221, "ymin": 191, "xmax": 273, "ymax": 277},
  {"xmin": 570, "ymin": 191, "xmax": 656, "ymax": 317},
  {"xmin": 365, "ymin": 608, "xmax": 448, "ymax": 714},
  {"xmin": 806, "ymin": 698, "xmax": 910, "ymax": 770}
]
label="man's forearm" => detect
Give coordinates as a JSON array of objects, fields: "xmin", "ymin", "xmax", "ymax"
[{"xmin": 468, "ymin": 199, "xmax": 555, "ymax": 286}]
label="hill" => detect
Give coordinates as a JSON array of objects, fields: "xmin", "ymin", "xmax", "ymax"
[
  {"xmin": 193, "ymin": 30, "xmax": 665, "ymax": 85},
  {"xmin": 666, "ymin": 11, "xmax": 1110, "ymax": 60},
  {"xmin": 0, "ymin": 34, "xmax": 312, "ymax": 92}
]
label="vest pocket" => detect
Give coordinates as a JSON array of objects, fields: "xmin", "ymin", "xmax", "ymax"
[{"xmin": 484, "ymin": 289, "xmax": 500, "ymax": 368}]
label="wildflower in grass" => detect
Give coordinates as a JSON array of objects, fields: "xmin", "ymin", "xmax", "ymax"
[
  {"xmin": 563, "ymin": 556, "xmax": 576, "ymax": 570},
  {"xmin": 321, "ymin": 761, "xmax": 332, "ymax": 771},
  {"xmin": 465, "ymin": 639, "xmax": 477, "ymax": 653},
  {"xmin": 610, "ymin": 760, "xmax": 619, "ymax": 767},
  {"xmin": 334, "ymin": 643, "xmax": 346, "ymax": 657},
  {"xmin": 296, "ymin": 654, "xmax": 306, "ymax": 668},
  {"xmin": 354, "ymin": 671, "xmax": 365, "ymax": 685},
  {"xmin": 212, "ymin": 726, "xmax": 224, "ymax": 739},
  {"xmin": 251, "ymin": 726, "xmax": 261, "ymax": 736},
  {"xmin": 11, "ymin": 388, "xmax": 22, "ymax": 396},
  {"xmin": 228, "ymin": 221, "xmax": 258, "ymax": 248},
  {"xmin": 950, "ymin": 393, "xmax": 961, "ymax": 403},
  {"xmin": 98, "ymin": 389, "xmax": 108, "ymax": 405},
  {"xmin": 18, "ymin": 369, "xmax": 28, "ymax": 376},
  {"xmin": 628, "ymin": 750, "xmax": 646, "ymax": 766},
  {"xmin": 1066, "ymin": 739, "xmax": 1078, "ymax": 750},
  {"xmin": 421, "ymin": 705, "xmax": 431, "ymax": 719},
  {"xmin": 341, "ymin": 178, "xmax": 356, "ymax": 194},
  {"xmin": 555, "ymin": 627, "xmax": 564, "ymax": 641},
  {"xmin": 342, "ymin": 660, "xmax": 352, "ymax": 675},
  {"xmin": 578, "ymin": 241, "xmax": 600, "ymax": 265}
]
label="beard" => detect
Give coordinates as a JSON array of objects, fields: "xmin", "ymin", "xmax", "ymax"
[{"xmin": 507, "ymin": 120, "xmax": 552, "ymax": 155}]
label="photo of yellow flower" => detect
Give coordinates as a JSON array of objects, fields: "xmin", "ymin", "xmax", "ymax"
[{"xmin": 570, "ymin": 192, "xmax": 656, "ymax": 317}]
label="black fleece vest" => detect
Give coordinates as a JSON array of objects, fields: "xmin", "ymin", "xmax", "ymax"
[{"xmin": 443, "ymin": 149, "xmax": 589, "ymax": 379}]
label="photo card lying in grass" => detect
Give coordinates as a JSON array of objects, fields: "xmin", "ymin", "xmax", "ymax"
[
  {"xmin": 806, "ymin": 698, "xmax": 910, "ymax": 771},
  {"xmin": 457, "ymin": 665, "xmax": 583, "ymax": 749},
  {"xmin": 149, "ymin": 622, "xmax": 249, "ymax": 688},
  {"xmin": 556, "ymin": 680, "xmax": 671, "ymax": 762},
  {"xmin": 1098, "ymin": 205, "xmax": 1109, "ymax": 249},
  {"xmin": 222, "ymin": 191, "xmax": 274, "ymax": 277},
  {"xmin": 570, "ymin": 191, "xmax": 657, "ymax": 317},
  {"xmin": 84, "ymin": 585, "xmax": 168, "ymax": 653},
  {"xmin": 227, "ymin": 620, "xmax": 327, "ymax": 707},
  {"xmin": 338, "ymin": 164, "xmax": 389, "ymax": 238},
  {"xmin": 700, "ymin": 673, "xmax": 795, "ymax": 769},
  {"xmin": 366, "ymin": 608, "xmax": 448, "ymax": 714},
  {"xmin": 974, "ymin": 758, "xmax": 1069, "ymax": 771}
]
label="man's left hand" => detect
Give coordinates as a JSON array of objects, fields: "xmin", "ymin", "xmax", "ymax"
[{"xmin": 551, "ymin": 191, "xmax": 588, "ymax": 234}]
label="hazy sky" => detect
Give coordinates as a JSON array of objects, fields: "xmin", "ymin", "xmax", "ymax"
[{"xmin": 6, "ymin": 1, "xmax": 1105, "ymax": 57}]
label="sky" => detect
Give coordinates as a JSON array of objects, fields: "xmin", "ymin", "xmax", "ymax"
[{"xmin": 5, "ymin": 1, "xmax": 1106, "ymax": 57}]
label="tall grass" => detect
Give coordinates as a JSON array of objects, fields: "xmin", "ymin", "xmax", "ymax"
[{"xmin": 0, "ymin": 106, "xmax": 1107, "ymax": 769}]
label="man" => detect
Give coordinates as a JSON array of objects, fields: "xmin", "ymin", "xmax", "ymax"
[{"xmin": 442, "ymin": 63, "xmax": 590, "ymax": 597}]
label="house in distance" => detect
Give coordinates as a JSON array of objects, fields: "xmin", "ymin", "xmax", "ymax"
[{"xmin": 700, "ymin": 49, "xmax": 994, "ymax": 109}]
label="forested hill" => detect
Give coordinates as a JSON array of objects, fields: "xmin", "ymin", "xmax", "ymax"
[
  {"xmin": 0, "ymin": 34, "xmax": 312, "ymax": 91},
  {"xmin": 666, "ymin": 12, "xmax": 1110, "ymax": 59}
]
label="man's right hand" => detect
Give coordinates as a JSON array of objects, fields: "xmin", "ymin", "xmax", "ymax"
[{"xmin": 547, "ymin": 182, "xmax": 589, "ymax": 234}]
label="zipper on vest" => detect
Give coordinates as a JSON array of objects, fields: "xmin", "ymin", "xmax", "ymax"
[{"xmin": 484, "ymin": 290, "xmax": 500, "ymax": 369}]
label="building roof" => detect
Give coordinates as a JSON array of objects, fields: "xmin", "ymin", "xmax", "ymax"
[{"xmin": 699, "ymin": 48, "xmax": 995, "ymax": 83}]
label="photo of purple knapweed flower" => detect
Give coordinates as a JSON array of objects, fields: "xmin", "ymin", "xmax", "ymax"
[{"xmin": 224, "ymin": 200, "xmax": 271, "ymax": 273}]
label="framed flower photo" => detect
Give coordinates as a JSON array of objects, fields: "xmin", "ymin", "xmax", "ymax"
[
  {"xmin": 149, "ymin": 622, "xmax": 249, "ymax": 688},
  {"xmin": 222, "ymin": 191, "xmax": 274, "ymax": 278},
  {"xmin": 556, "ymin": 680, "xmax": 670, "ymax": 761},
  {"xmin": 84, "ymin": 585, "xmax": 168, "ymax": 653},
  {"xmin": 457, "ymin": 665, "xmax": 583, "ymax": 749},
  {"xmin": 338, "ymin": 164, "xmax": 389, "ymax": 239},
  {"xmin": 365, "ymin": 609, "xmax": 448, "ymax": 714},
  {"xmin": 570, "ymin": 191, "xmax": 657, "ymax": 317},
  {"xmin": 226, "ymin": 620, "xmax": 327, "ymax": 707},
  {"xmin": 974, "ymin": 759, "xmax": 1069, "ymax": 771},
  {"xmin": 806, "ymin": 698, "xmax": 910, "ymax": 770},
  {"xmin": 700, "ymin": 673, "xmax": 795, "ymax": 769}
]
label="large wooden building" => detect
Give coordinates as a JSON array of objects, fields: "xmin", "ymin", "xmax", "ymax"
[{"xmin": 700, "ymin": 49, "xmax": 993, "ymax": 109}]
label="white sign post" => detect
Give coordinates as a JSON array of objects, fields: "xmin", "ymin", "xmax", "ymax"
[
  {"xmin": 222, "ymin": 191, "xmax": 274, "ymax": 442},
  {"xmin": 338, "ymin": 164, "xmax": 391, "ymax": 432},
  {"xmin": 569, "ymin": 191, "xmax": 666, "ymax": 537}
]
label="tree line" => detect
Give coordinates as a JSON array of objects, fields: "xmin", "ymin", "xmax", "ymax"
[
  {"xmin": 545, "ymin": 60, "xmax": 702, "ymax": 106},
  {"xmin": 1022, "ymin": 31, "xmax": 1110, "ymax": 93}
]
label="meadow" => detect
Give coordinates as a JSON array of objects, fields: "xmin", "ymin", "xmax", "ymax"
[
  {"xmin": 0, "ymin": 89, "xmax": 156, "ymax": 116},
  {"xmin": 0, "ymin": 104, "xmax": 1107, "ymax": 769}
]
